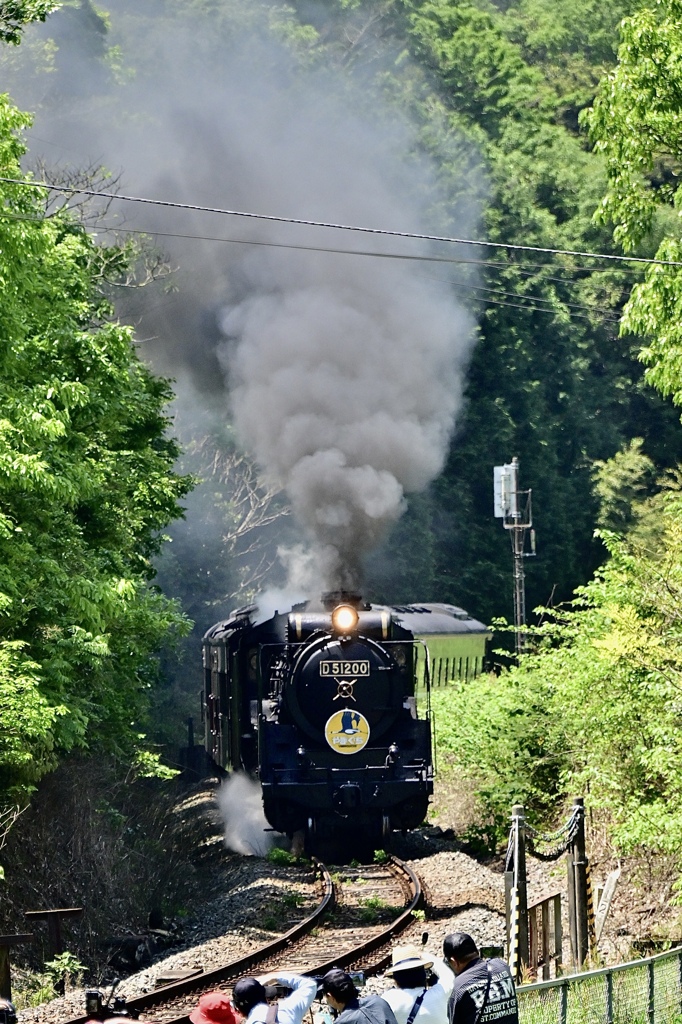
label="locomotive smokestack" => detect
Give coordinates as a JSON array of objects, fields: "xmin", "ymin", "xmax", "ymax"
[{"xmin": 321, "ymin": 591, "xmax": 364, "ymax": 611}]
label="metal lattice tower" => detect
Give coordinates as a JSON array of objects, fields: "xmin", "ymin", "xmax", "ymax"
[{"xmin": 493, "ymin": 457, "xmax": 535, "ymax": 655}]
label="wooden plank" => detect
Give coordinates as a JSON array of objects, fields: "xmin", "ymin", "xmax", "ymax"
[
  {"xmin": 25, "ymin": 908, "xmax": 83, "ymax": 919},
  {"xmin": 528, "ymin": 889, "xmax": 562, "ymax": 911},
  {"xmin": 0, "ymin": 945, "xmax": 10, "ymax": 1000},
  {"xmin": 541, "ymin": 900, "xmax": 550, "ymax": 980},
  {"xmin": 553, "ymin": 894, "xmax": 563, "ymax": 974},
  {"xmin": 529, "ymin": 906, "xmax": 538, "ymax": 974}
]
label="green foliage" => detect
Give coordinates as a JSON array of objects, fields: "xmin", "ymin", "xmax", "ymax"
[
  {"xmin": 280, "ymin": 890, "xmax": 305, "ymax": 909},
  {"xmin": 435, "ymin": 486, "xmax": 682, "ymax": 857},
  {"xmin": 584, "ymin": 0, "xmax": 682, "ymax": 411},
  {"xmin": 0, "ymin": 93, "xmax": 192, "ymax": 800},
  {"xmin": 266, "ymin": 846, "xmax": 296, "ymax": 865},
  {"xmin": 432, "ymin": 667, "xmax": 568, "ymax": 847},
  {"xmin": 0, "ymin": 1, "xmax": 60, "ymax": 45},
  {"xmin": 11, "ymin": 968, "xmax": 54, "ymax": 1009},
  {"xmin": 358, "ymin": 895, "xmax": 394, "ymax": 923},
  {"xmin": 43, "ymin": 950, "xmax": 86, "ymax": 990},
  {"xmin": 344, "ymin": 0, "xmax": 682, "ymax": 624},
  {"xmin": 593, "ymin": 438, "xmax": 656, "ymax": 533},
  {"xmin": 132, "ymin": 746, "xmax": 180, "ymax": 780}
]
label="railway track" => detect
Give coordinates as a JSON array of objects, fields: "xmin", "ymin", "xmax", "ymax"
[{"xmin": 63, "ymin": 856, "xmax": 424, "ymax": 1024}]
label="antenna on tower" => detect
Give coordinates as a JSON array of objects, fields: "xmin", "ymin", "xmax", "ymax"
[{"xmin": 493, "ymin": 458, "xmax": 536, "ymax": 655}]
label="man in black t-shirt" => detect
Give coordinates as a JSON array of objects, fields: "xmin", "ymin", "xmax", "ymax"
[{"xmin": 443, "ymin": 933, "xmax": 518, "ymax": 1024}]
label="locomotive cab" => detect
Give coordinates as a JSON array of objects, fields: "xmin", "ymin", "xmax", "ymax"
[{"xmin": 202, "ymin": 592, "xmax": 433, "ymax": 858}]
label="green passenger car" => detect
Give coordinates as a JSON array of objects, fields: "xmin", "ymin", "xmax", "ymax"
[{"xmin": 377, "ymin": 603, "xmax": 490, "ymax": 687}]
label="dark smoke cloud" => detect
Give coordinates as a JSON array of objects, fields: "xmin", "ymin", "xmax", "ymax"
[{"xmin": 9, "ymin": 3, "xmax": 480, "ymax": 592}]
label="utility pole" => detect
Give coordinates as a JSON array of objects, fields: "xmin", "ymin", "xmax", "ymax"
[{"xmin": 493, "ymin": 457, "xmax": 535, "ymax": 656}]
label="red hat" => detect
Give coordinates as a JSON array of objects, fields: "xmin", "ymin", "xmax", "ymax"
[{"xmin": 190, "ymin": 991, "xmax": 238, "ymax": 1024}]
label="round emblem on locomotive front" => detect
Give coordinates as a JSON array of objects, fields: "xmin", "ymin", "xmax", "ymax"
[{"xmin": 324, "ymin": 708, "xmax": 370, "ymax": 754}]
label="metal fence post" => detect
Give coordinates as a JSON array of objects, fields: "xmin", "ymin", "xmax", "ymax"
[
  {"xmin": 560, "ymin": 980, "xmax": 568, "ymax": 1024},
  {"xmin": 605, "ymin": 970, "xmax": 614, "ymax": 1024},
  {"xmin": 678, "ymin": 949, "xmax": 682, "ymax": 1016},
  {"xmin": 567, "ymin": 845, "xmax": 577, "ymax": 968},
  {"xmin": 505, "ymin": 868, "xmax": 513, "ymax": 958},
  {"xmin": 648, "ymin": 959, "xmax": 655, "ymax": 1024}
]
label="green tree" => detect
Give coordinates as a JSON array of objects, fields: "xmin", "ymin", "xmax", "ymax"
[
  {"xmin": 0, "ymin": 1, "xmax": 59, "ymax": 44},
  {"xmin": 584, "ymin": 0, "xmax": 682, "ymax": 407},
  {"xmin": 0, "ymin": 96, "xmax": 191, "ymax": 798},
  {"xmin": 13, "ymin": 0, "xmax": 682, "ymax": 630},
  {"xmin": 593, "ymin": 437, "xmax": 656, "ymax": 533},
  {"xmin": 435, "ymin": 488, "xmax": 682, "ymax": 856}
]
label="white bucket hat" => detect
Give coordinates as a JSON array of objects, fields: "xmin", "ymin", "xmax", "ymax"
[{"xmin": 385, "ymin": 944, "xmax": 434, "ymax": 976}]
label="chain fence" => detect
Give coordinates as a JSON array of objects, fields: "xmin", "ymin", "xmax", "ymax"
[{"xmin": 518, "ymin": 946, "xmax": 682, "ymax": 1024}]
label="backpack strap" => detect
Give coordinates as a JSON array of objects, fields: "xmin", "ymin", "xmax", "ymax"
[
  {"xmin": 266, "ymin": 1003, "xmax": 278, "ymax": 1024},
  {"xmin": 406, "ymin": 989, "xmax": 427, "ymax": 1024}
]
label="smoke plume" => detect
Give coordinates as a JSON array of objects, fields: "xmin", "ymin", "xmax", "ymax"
[
  {"xmin": 9, "ymin": 6, "xmax": 480, "ymax": 594},
  {"xmin": 223, "ymin": 259, "xmax": 472, "ymax": 587},
  {"xmin": 216, "ymin": 774, "xmax": 278, "ymax": 857}
]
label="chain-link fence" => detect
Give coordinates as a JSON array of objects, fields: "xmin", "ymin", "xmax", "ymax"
[{"xmin": 518, "ymin": 947, "xmax": 682, "ymax": 1024}]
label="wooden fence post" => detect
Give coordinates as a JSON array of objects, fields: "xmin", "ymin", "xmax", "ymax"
[{"xmin": 0, "ymin": 934, "xmax": 33, "ymax": 1000}]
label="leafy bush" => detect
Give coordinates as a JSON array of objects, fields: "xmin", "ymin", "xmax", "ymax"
[
  {"xmin": 432, "ymin": 668, "xmax": 569, "ymax": 850},
  {"xmin": 434, "ymin": 486, "xmax": 682, "ymax": 865},
  {"xmin": 266, "ymin": 847, "xmax": 296, "ymax": 865}
]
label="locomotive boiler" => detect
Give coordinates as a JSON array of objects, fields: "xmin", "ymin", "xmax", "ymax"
[{"xmin": 202, "ymin": 591, "xmax": 433, "ymax": 856}]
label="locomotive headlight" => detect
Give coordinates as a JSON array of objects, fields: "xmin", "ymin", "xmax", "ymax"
[{"xmin": 332, "ymin": 604, "xmax": 359, "ymax": 634}]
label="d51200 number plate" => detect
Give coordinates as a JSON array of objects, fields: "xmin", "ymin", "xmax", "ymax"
[{"xmin": 320, "ymin": 660, "xmax": 370, "ymax": 676}]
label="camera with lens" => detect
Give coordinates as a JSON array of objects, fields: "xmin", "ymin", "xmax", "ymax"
[
  {"xmin": 85, "ymin": 987, "xmax": 140, "ymax": 1020},
  {"xmin": 0, "ymin": 1000, "xmax": 17, "ymax": 1024},
  {"xmin": 264, "ymin": 985, "xmax": 293, "ymax": 1001}
]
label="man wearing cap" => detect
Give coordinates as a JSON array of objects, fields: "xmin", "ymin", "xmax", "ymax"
[
  {"xmin": 190, "ymin": 991, "xmax": 238, "ymax": 1024},
  {"xmin": 232, "ymin": 972, "xmax": 317, "ymax": 1024},
  {"xmin": 381, "ymin": 944, "xmax": 455, "ymax": 1024},
  {"xmin": 443, "ymin": 933, "xmax": 518, "ymax": 1024},
  {"xmin": 322, "ymin": 968, "xmax": 398, "ymax": 1024}
]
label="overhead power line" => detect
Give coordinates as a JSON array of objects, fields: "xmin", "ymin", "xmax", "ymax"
[
  {"xmin": 0, "ymin": 174, "xmax": 679, "ymax": 269},
  {"xmin": 0, "ymin": 202, "xmax": 622, "ymax": 324}
]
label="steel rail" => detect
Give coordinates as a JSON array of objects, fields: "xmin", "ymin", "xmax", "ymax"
[
  {"xmin": 310, "ymin": 857, "xmax": 423, "ymax": 977},
  {"xmin": 61, "ymin": 856, "xmax": 423, "ymax": 1024},
  {"xmin": 61, "ymin": 860, "xmax": 334, "ymax": 1024}
]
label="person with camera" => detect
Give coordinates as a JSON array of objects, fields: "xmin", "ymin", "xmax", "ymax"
[
  {"xmin": 321, "ymin": 968, "xmax": 398, "ymax": 1024},
  {"xmin": 381, "ymin": 943, "xmax": 455, "ymax": 1024},
  {"xmin": 443, "ymin": 933, "xmax": 518, "ymax": 1024},
  {"xmin": 232, "ymin": 971, "xmax": 317, "ymax": 1024}
]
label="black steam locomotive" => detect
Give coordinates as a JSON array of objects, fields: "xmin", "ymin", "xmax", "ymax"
[{"xmin": 202, "ymin": 592, "xmax": 433, "ymax": 856}]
